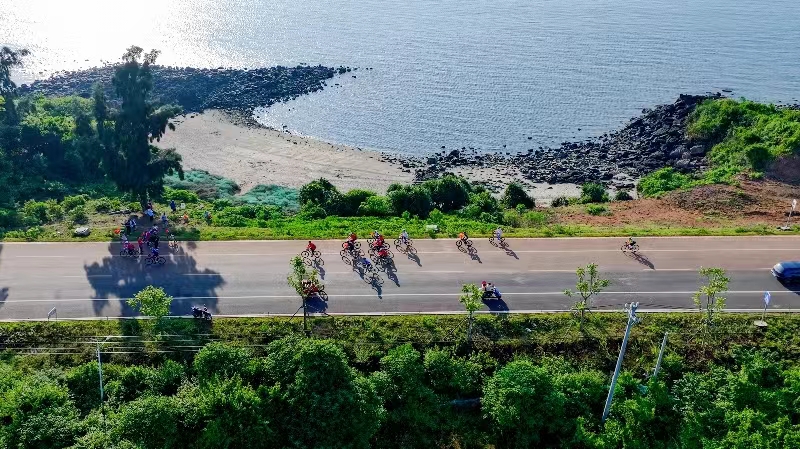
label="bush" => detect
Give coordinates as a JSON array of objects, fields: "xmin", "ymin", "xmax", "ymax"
[
  {"xmin": 61, "ymin": 194, "xmax": 88, "ymax": 212},
  {"xmin": 423, "ymin": 175, "xmax": 471, "ymax": 212},
  {"xmin": 357, "ymin": 195, "xmax": 391, "ymax": 217},
  {"xmin": 388, "ymin": 186, "xmax": 433, "ymax": 218},
  {"xmin": 214, "ymin": 214, "xmax": 249, "ymax": 227},
  {"xmin": 428, "ymin": 208, "xmax": 444, "ymax": 224},
  {"xmin": 745, "ymin": 143, "xmax": 772, "ymax": 171},
  {"xmin": 614, "ymin": 190, "xmax": 633, "ymax": 201},
  {"xmin": 550, "ymin": 196, "xmax": 571, "ymax": 207},
  {"xmin": 338, "ymin": 189, "xmax": 376, "ymax": 216},
  {"xmin": 70, "ymin": 205, "xmax": 88, "ymax": 224},
  {"xmin": 637, "ymin": 167, "xmax": 693, "ymax": 197},
  {"xmin": 502, "ymin": 210, "xmax": 520, "ymax": 227},
  {"xmin": 586, "ymin": 204, "xmax": 610, "ymax": 216},
  {"xmin": 580, "ymin": 182, "xmax": 609, "ymax": 203},
  {"xmin": 501, "ymin": 182, "xmax": 535, "ymax": 209},
  {"xmin": 0, "ymin": 208, "xmax": 18, "ymax": 228},
  {"xmin": 22, "ymin": 200, "xmax": 62, "ymax": 224},
  {"xmin": 298, "ymin": 202, "xmax": 327, "ymax": 220},
  {"xmin": 461, "ymin": 191, "xmax": 500, "ymax": 219},
  {"xmin": 299, "ymin": 178, "xmax": 340, "ymax": 206},
  {"xmin": 164, "ymin": 187, "xmax": 199, "ymax": 204},
  {"xmin": 523, "ymin": 210, "xmax": 550, "ymax": 226}
]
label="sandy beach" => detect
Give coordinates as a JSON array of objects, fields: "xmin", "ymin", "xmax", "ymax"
[{"xmin": 155, "ymin": 110, "xmax": 414, "ymax": 194}]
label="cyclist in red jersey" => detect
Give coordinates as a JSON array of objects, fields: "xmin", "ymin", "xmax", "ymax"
[{"xmin": 307, "ymin": 241, "xmax": 317, "ymax": 252}]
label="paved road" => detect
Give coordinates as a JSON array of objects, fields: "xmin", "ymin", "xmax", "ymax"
[{"xmin": 0, "ymin": 237, "xmax": 798, "ymax": 320}]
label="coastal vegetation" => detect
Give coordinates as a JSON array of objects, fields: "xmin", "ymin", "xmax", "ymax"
[
  {"xmin": 1, "ymin": 313, "xmax": 799, "ymax": 448},
  {"xmin": 638, "ymin": 98, "xmax": 800, "ymax": 197}
]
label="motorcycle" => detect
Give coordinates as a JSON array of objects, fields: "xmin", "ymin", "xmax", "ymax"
[{"xmin": 191, "ymin": 306, "xmax": 213, "ymax": 321}]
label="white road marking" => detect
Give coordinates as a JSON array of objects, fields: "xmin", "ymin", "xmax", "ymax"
[{"xmin": 2, "ymin": 290, "xmax": 798, "ymax": 303}]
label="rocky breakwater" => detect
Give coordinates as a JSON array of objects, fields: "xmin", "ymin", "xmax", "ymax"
[
  {"xmin": 415, "ymin": 94, "xmax": 721, "ymax": 190},
  {"xmin": 19, "ymin": 64, "xmax": 353, "ymax": 114}
]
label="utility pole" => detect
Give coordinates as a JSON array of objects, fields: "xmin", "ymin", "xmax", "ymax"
[
  {"xmin": 602, "ymin": 302, "xmax": 640, "ymax": 422},
  {"xmin": 96, "ymin": 341, "xmax": 105, "ymax": 430},
  {"xmin": 652, "ymin": 332, "xmax": 668, "ymax": 380}
]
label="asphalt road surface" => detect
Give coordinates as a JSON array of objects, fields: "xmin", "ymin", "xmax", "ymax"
[{"xmin": 0, "ymin": 236, "xmax": 799, "ymax": 320}]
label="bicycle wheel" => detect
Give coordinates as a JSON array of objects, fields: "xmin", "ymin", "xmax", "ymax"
[
  {"xmin": 620, "ymin": 244, "xmax": 628, "ymax": 253},
  {"xmin": 157, "ymin": 256, "xmax": 166, "ymax": 265},
  {"xmin": 406, "ymin": 244, "xmax": 417, "ymax": 255},
  {"xmin": 303, "ymin": 257, "xmax": 313, "ymax": 267},
  {"xmin": 119, "ymin": 250, "xmax": 128, "ymax": 257},
  {"xmin": 341, "ymin": 254, "xmax": 352, "ymax": 265},
  {"xmin": 631, "ymin": 244, "xmax": 640, "ymax": 253},
  {"xmin": 312, "ymin": 250, "xmax": 322, "ymax": 258},
  {"xmin": 145, "ymin": 256, "xmax": 153, "ymax": 266},
  {"xmin": 318, "ymin": 290, "xmax": 328, "ymax": 301},
  {"xmin": 300, "ymin": 249, "xmax": 311, "ymax": 258}
]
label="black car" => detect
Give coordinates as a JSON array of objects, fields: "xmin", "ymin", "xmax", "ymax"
[{"xmin": 771, "ymin": 262, "xmax": 800, "ymax": 282}]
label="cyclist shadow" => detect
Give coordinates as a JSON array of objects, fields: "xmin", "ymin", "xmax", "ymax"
[
  {"xmin": 385, "ymin": 268, "xmax": 400, "ymax": 287},
  {"xmin": 372, "ymin": 279, "xmax": 383, "ymax": 299},
  {"xmin": 468, "ymin": 247, "xmax": 482, "ymax": 264},
  {"xmin": 503, "ymin": 247, "xmax": 519, "ymax": 260},
  {"xmin": 316, "ymin": 263, "xmax": 327, "ymax": 280},
  {"xmin": 628, "ymin": 252, "xmax": 655, "ymax": 269},
  {"xmin": 84, "ymin": 241, "xmax": 225, "ymax": 317},
  {"xmin": 306, "ymin": 296, "xmax": 328, "ymax": 314},
  {"xmin": 406, "ymin": 252, "xmax": 422, "ymax": 267}
]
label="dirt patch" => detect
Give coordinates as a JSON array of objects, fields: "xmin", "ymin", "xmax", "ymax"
[{"xmin": 556, "ymin": 179, "xmax": 800, "ymax": 228}]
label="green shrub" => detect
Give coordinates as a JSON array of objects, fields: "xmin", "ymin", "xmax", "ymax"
[
  {"xmin": 213, "ymin": 199, "xmax": 233, "ymax": 210},
  {"xmin": 550, "ymin": 196, "xmax": 571, "ymax": 207},
  {"xmin": 637, "ymin": 167, "xmax": 693, "ymax": 197},
  {"xmin": 502, "ymin": 210, "xmax": 520, "ymax": 227},
  {"xmin": 238, "ymin": 184, "xmax": 300, "ymax": 210},
  {"xmin": 388, "ymin": 186, "xmax": 433, "ymax": 218},
  {"xmin": 523, "ymin": 210, "xmax": 549, "ymax": 227},
  {"xmin": 338, "ymin": 189, "xmax": 376, "ymax": 216},
  {"xmin": 358, "ymin": 196, "xmax": 391, "ymax": 217},
  {"xmin": 61, "ymin": 194, "xmax": 88, "ymax": 212},
  {"xmin": 164, "ymin": 187, "xmax": 199, "ymax": 204},
  {"xmin": 745, "ymin": 143, "xmax": 772, "ymax": 171},
  {"xmin": 501, "ymin": 182, "xmax": 535, "ymax": 209},
  {"xmin": 428, "ymin": 208, "xmax": 444, "ymax": 224},
  {"xmin": 580, "ymin": 182, "xmax": 609, "ymax": 203},
  {"xmin": 0, "ymin": 208, "xmax": 18, "ymax": 228},
  {"xmin": 214, "ymin": 214, "xmax": 248, "ymax": 227},
  {"xmin": 614, "ymin": 190, "xmax": 633, "ymax": 201},
  {"xmin": 423, "ymin": 175, "xmax": 471, "ymax": 212},
  {"xmin": 462, "ymin": 191, "xmax": 500, "ymax": 219},
  {"xmin": 22, "ymin": 200, "xmax": 62, "ymax": 223},
  {"xmin": 299, "ymin": 178, "xmax": 340, "ymax": 206},
  {"xmin": 70, "ymin": 205, "xmax": 88, "ymax": 224},
  {"xmin": 586, "ymin": 204, "xmax": 610, "ymax": 216},
  {"xmin": 299, "ymin": 202, "xmax": 327, "ymax": 220},
  {"xmin": 386, "ymin": 183, "xmax": 404, "ymax": 193}
]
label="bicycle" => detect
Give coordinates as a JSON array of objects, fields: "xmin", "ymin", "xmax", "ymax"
[
  {"xmin": 119, "ymin": 246, "xmax": 139, "ymax": 258},
  {"xmin": 621, "ymin": 242, "xmax": 640, "ymax": 254},
  {"xmin": 145, "ymin": 253, "xmax": 166, "ymax": 266},
  {"xmin": 394, "ymin": 238, "xmax": 416, "ymax": 254},
  {"xmin": 489, "ymin": 235, "xmax": 506, "ymax": 247},
  {"xmin": 456, "ymin": 238, "xmax": 473, "ymax": 252},
  {"xmin": 301, "ymin": 248, "xmax": 324, "ymax": 266},
  {"xmin": 342, "ymin": 241, "xmax": 361, "ymax": 251},
  {"xmin": 166, "ymin": 230, "xmax": 178, "ymax": 252},
  {"xmin": 340, "ymin": 248, "xmax": 362, "ymax": 265},
  {"xmin": 305, "ymin": 285, "xmax": 328, "ymax": 302}
]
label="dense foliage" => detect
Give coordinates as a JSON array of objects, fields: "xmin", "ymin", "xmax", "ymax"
[
  {"xmin": 639, "ymin": 98, "xmax": 800, "ymax": 197},
  {"xmin": 0, "ymin": 46, "xmax": 182, "ymax": 219},
  {"xmin": 0, "ymin": 331, "xmax": 798, "ymax": 449}
]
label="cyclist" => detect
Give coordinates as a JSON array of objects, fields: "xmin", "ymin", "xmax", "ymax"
[
  {"xmin": 459, "ymin": 231, "xmax": 470, "ymax": 243},
  {"xmin": 399, "ymin": 229, "xmax": 409, "ymax": 245},
  {"xmin": 481, "ymin": 280, "xmax": 489, "ymax": 295},
  {"xmin": 361, "ymin": 256, "xmax": 373, "ymax": 269},
  {"xmin": 494, "ymin": 227, "xmax": 503, "ymax": 242},
  {"xmin": 377, "ymin": 246, "xmax": 390, "ymax": 259},
  {"xmin": 372, "ymin": 230, "xmax": 380, "ymax": 240},
  {"xmin": 149, "ymin": 228, "xmax": 160, "ymax": 249},
  {"xmin": 373, "ymin": 233, "xmax": 385, "ymax": 250},
  {"xmin": 137, "ymin": 234, "xmax": 146, "ymax": 255},
  {"xmin": 625, "ymin": 237, "xmax": 637, "ymax": 250},
  {"xmin": 150, "ymin": 246, "xmax": 160, "ymax": 258},
  {"xmin": 307, "ymin": 241, "xmax": 317, "ymax": 252},
  {"xmin": 345, "ymin": 233, "xmax": 357, "ymax": 252}
]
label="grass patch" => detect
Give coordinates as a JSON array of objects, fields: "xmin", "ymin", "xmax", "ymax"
[{"xmin": 585, "ymin": 204, "xmax": 610, "ymax": 216}]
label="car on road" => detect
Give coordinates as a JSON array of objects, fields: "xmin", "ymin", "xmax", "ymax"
[{"xmin": 771, "ymin": 261, "xmax": 800, "ymax": 282}]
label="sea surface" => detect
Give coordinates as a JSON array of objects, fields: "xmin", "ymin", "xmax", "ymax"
[{"xmin": 2, "ymin": 0, "xmax": 800, "ymax": 155}]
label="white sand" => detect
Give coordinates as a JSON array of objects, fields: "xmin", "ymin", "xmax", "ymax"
[{"xmin": 155, "ymin": 110, "xmax": 413, "ymax": 194}]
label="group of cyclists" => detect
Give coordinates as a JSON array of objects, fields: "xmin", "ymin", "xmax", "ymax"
[{"xmin": 120, "ymin": 225, "xmax": 165, "ymax": 262}]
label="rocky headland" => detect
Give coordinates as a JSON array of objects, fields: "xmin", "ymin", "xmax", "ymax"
[
  {"xmin": 405, "ymin": 94, "xmax": 722, "ymax": 192},
  {"xmin": 19, "ymin": 64, "xmax": 353, "ymax": 114}
]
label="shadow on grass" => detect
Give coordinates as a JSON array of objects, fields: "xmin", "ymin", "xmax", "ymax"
[{"xmin": 84, "ymin": 241, "xmax": 225, "ymax": 317}]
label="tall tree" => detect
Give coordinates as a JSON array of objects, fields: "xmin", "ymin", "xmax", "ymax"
[
  {"xmin": 98, "ymin": 46, "xmax": 183, "ymax": 207},
  {"xmin": 0, "ymin": 46, "xmax": 29, "ymax": 124},
  {"xmin": 459, "ymin": 283, "xmax": 483, "ymax": 344}
]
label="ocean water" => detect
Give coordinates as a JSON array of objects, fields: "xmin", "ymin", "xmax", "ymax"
[{"xmin": 2, "ymin": 0, "xmax": 800, "ymax": 155}]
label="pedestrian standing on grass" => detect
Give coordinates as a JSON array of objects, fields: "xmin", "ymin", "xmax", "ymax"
[
  {"xmin": 161, "ymin": 212, "xmax": 168, "ymax": 227},
  {"xmin": 170, "ymin": 200, "xmax": 176, "ymax": 213}
]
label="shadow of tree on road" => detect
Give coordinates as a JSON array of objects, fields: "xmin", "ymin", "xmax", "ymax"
[{"xmin": 84, "ymin": 241, "xmax": 225, "ymax": 317}]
